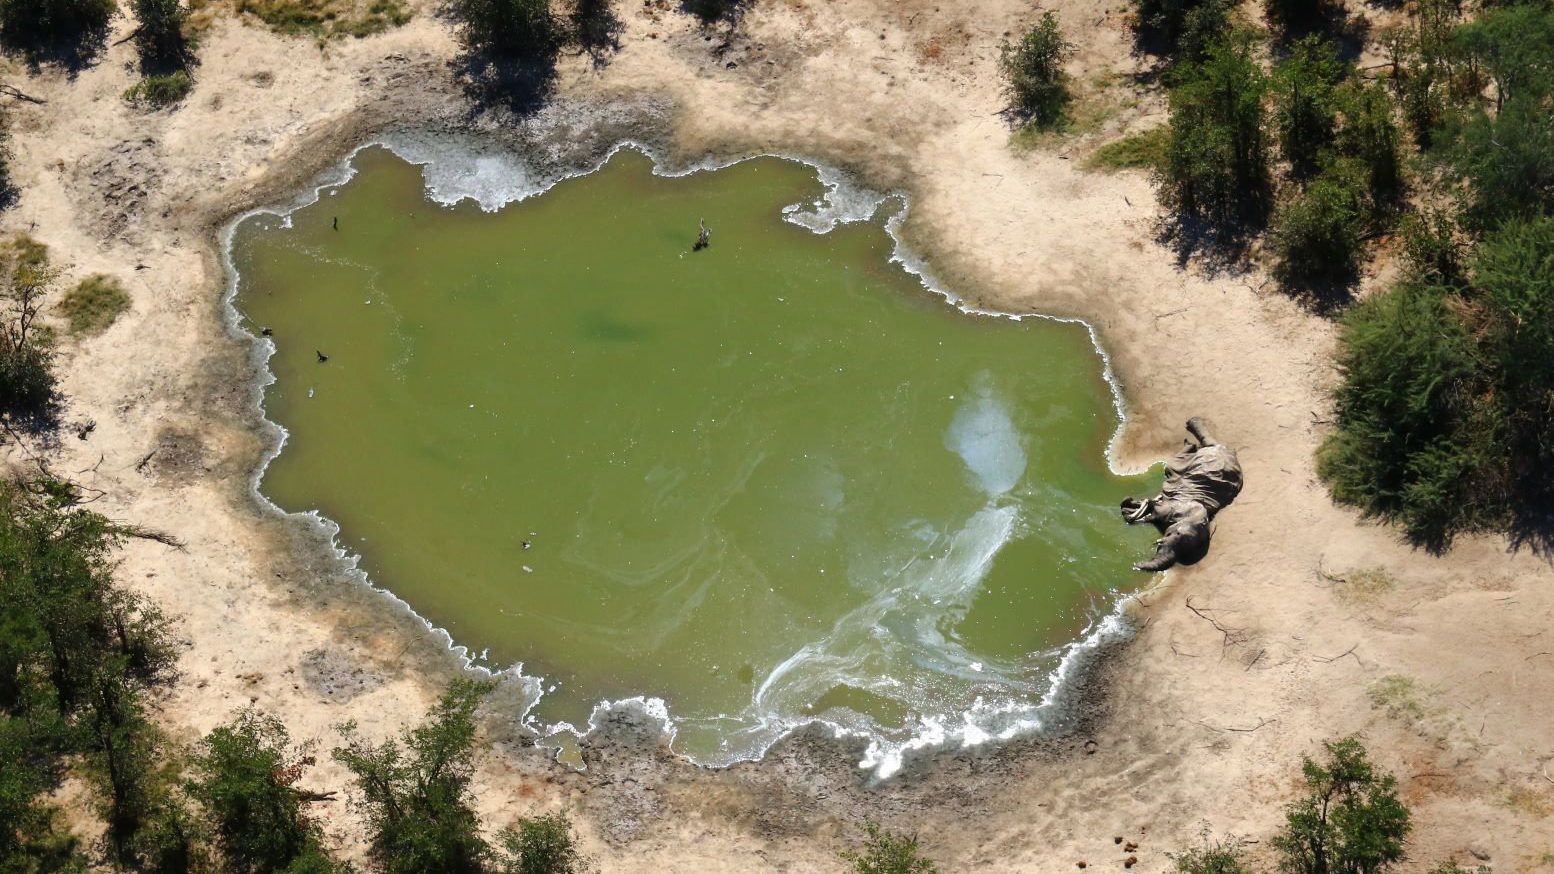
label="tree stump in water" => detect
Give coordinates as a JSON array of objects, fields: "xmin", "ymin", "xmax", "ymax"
[{"xmin": 693, "ymin": 217, "xmax": 711, "ymax": 251}]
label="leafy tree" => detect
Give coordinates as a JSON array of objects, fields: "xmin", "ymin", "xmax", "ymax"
[
  {"xmin": 1173, "ymin": 0, "xmax": 1234, "ymax": 68},
  {"xmin": 999, "ymin": 12, "xmax": 1074, "ymax": 128},
  {"xmin": 1334, "ymin": 81, "xmax": 1404, "ymax": 213},
  {"xmin": 130, "ymin": 0, "xmax": 190, "ymax": 71},
  {"xmin": 1133, "ymin": 0, "xmax": 1230, "ymax": 57},
  {"xmin": 1272, "ymin": 35, "xmax": 1345, "ymax": 178},
  {"xmin": 0, "ymin": 0, "xmax": 116, "ymax": 54},
  {"xmin": 1272, "ymin": 737, "xmax": 1411, "ymax": 874},
  {"xmin": 445, "ymin": 0, "xmax": 561, "ymax": 61},
  {"xmin": 0, "ymin": 236, "xmax": 62, "ymax": 429},
  {"xmin": 0, "ymin": 712, "xmax": 85, "ymax": 871},
  {"xmin": 1265, "ymin": 0, "xmax": 1331, "ymax": 37},
  {"xmin": 841, "ymin": 822, "xmax": 937, "ymax": 874},
  {"xmin": 1270, "ymin": 160, "xmax": 1366, "ymax": 293},
  {"xmin": 334, "ymin": 679, "xmax": 495, "ymax": 874},
  {"xmin": 500, "ymin": 813, "xmax": 594, "ymax": 874},
  {"xmin": 1156, "ymin": 30, "xmax": 1270, "ymax": 230},
  {"xmin": 190, "ymin": 710, "xmax": 338, "ymax": 872},
  {"xmin": 1170, "ymin": 828, "xmax": 1252, "ymax": 874}
]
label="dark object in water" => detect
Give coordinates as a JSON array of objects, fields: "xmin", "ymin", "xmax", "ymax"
[
  {"xmin": 261, "ymin": 327, "xmax": 273, "ymax": 337},
  {"xmin": 333, "ymin": 216, "xmax": 339, "ymax": 231},
  {"xmin": 316, "ymin": 350, "xmax": 329, "ymax": 363},
  {"xmin": 693, "ymin": 217, "xmax": 711, "ymax": 251},
  {"xmin": 1120, "ymin": 417, "xmax": 1243, "ymax": 572}
]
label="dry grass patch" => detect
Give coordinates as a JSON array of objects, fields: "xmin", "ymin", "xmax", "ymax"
[
  {"xmin": 57, "ymin": 274, "xmax": 130, "ymax": 336},
  {"xmin": 217, "ymin": 0, "xmax": 411, "ymax": 40},
  {"xmin": 1085, "ymin": 125, "xmax": 1168, "ymax": 172}
]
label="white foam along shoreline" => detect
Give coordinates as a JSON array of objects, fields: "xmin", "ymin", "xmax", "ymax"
[{"xmin": 217, "ymin": 128, "xmax": 1160, "ymax": 779}]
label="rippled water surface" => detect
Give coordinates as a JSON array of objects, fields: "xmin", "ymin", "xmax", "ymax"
[{"xmin": 231, "ymin": 145, "xmax": 1157, "ymax": 771}]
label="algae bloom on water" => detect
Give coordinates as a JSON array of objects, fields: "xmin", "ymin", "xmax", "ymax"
[{"xmin": 230, "ymin": 143, "xmax": 1157, "ymax": 772}]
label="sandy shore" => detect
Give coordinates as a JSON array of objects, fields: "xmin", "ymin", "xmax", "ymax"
[{"xmin": 5, "ymin": 0, "xmax": 1553, "ymax": 870}]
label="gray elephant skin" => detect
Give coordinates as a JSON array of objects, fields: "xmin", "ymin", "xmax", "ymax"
[{"xmin": 1121, "ymin": 417, "xmax": 1243, "ymax": 572}]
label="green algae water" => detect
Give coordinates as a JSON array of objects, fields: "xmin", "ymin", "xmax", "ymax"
[{"xmin": 230, "ymin": 143, "xmax": 1157, "ymax": 774}]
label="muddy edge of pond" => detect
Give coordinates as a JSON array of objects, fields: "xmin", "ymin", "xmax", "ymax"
[{"xmin": 184, "ymin": 71, "xmax": 1145, "ymax": 838}]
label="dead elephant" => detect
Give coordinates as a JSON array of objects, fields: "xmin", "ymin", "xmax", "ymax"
[{"xmin": 1121, "ymin": 417, "xmax": 1243, "ymax": 572}]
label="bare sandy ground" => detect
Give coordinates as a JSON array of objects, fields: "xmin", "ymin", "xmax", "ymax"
[{"xmin": 4, "ymin": 0, "xmax": 1553, "ymax": 870}]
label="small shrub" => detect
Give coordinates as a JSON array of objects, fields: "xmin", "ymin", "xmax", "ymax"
[
  {"xmin": 124, "ymin": 70, "xmax": 193, "ymax": 107},
  {"xmin": 1170, "ymin": 827, "xmax": 1252, "ymax": 874},
  {"xmin": 500, "ymin": 813, "xmax": 594, "ymax": 874},
  {"xmin": 57, "ymin": 274, "xmax": 130, "ymax": 335},
  {"xmin": 1396, "ymin": 207, "xmax": 1464, "ymax": 285},
  {"xmin": 841, "ymin": 822, "xmax": 937, "ymax": 874},
  {"xmin": 999, "ymin": 11, "xmax": 1075, "ymax": 128},
  {"xmin": 1272, "ymin": 737, "xmax": 1411, "ymax": 874}
]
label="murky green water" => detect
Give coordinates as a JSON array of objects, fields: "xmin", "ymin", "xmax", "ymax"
[{"xmin": 231, "ymin": 145, "xmax": 1156, "ymax": 769}]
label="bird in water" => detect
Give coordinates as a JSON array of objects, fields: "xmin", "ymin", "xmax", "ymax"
[{"xmin": 316, "ymin": 350, "xmax": 329, "ymax": 363}]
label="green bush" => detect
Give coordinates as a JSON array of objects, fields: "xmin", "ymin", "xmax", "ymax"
[
  {"xmin": 1396, "ymin": 207, "xmax": 1464, "ymax": 285},
  {"xmin": 999, "ymin": 12, "xmax": 1074, "ymax": 129},
  {"xmin": 1170, "ymin": 828, "xmax": 1252, "ymax": 874},
  {"xmin": 1155, "ymin": 30, "xmax": 1270, "ymax": 230},
  {"xmin": 500, "ymin": 813, "xmax": 594, "ymax": 874},
  {"xmin": 1272, "ymin": 35, "xmax": 1345, "ymax": 178},
  {"xmin": 1318, "ymin": 282, "xmax": 1479, "ymax": 548},
  {"xmin": 445, "ymin": 0, "xmax": 561, "ymax": 60},
  {"xmin": 0, "ymin": 0, "xmax": 116, "ymax": 53},
  {"xmin": 1272, "ymin": 737, "xmax": 1411, "ymax": 874},
  {"xmin": 1270, "ymin": 161, "xmax": 1366, "ymax": 291},
  {"xmin": 190, "ymin": 711, "xmax": 334, "ymax": 872},
  {"xmin": 841, "ymin": 822, "xmax": 937, "ymax": 874},
  {"xmin": 334, "ymin": 679, "xmax": 495, "ymax": 874},
  {"xmin": 1322, "ymin": 215, "xmax": 1554, "ymax": 547},
  {"xmin": 124, "ymin": 70, "xmax": 193, "ymax": 107},
  {"xmin": 57, "ymin": 274, "xmax": 130, "ymax": 335}
]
